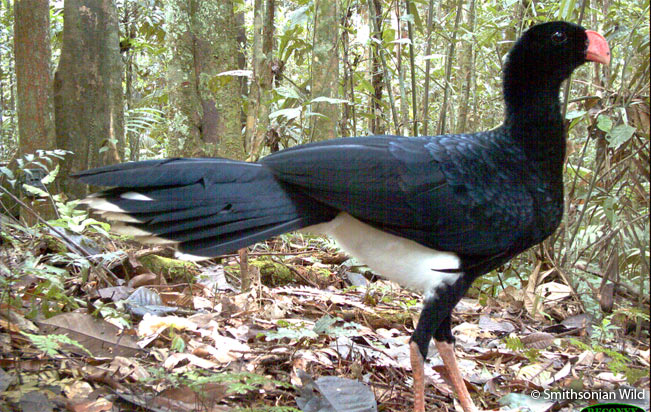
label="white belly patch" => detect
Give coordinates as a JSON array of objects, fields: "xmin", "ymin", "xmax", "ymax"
[{"xmin": 303, "ymin": 213, "xmax": 462, "ymax": 296}]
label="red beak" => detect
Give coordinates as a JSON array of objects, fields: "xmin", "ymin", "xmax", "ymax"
[{"xmin": 585, "ymin": 30, "xmax": 611, "ymax": 65}]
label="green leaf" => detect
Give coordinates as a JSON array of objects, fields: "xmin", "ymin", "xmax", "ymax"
[
  {"xmin": 41, "ymin": 164, "xmax": 60, "ymax": 185},
  {"xmin": 22, "ymin": 184, "xmax": 49, "ymax": 198},
  {"xmin": 171, "ymin": 335, "xmax": 186, "ymax": 352},
  {"xmin": 286, "ymin": 5, "xmax": 309, "ymax": 29},
  {"xmin": 565, "ymin": 110, "xmax": 586, "ymax": 120},
  {"xmin": 399, "ymin": 14, "xmax": 415, "ymax": 24},
  {"xmin": 275, "ymin": 86, "xmax": 301, "ymax": 100},
  {"xmin": 557, "ymin": 0, "xmax": 576, "ymax": 20},
  {"xmin": 357, "ymin": 78, "xmax": 375, "ymax": 94},
  {"xmin": 0, "ymin": 166, "xmax": 14, "ymax": 179},
  {"xmin": 313, "ymin": 315, "xmax": 337, "ymax": 333},
  {"xmin": 391, "ymin": 38, "xmax": 412, "ymax": 45},
  {"xmin": 406, "ymin": 2, "xmax": 422, "ymax": 32},
  {"xmin": 310, "ymin": 96, "xmax": 351, "ymax": 105},
  {"xmin": 312, "ymin": 315, "xmax": 361, "ymax": 337},
  {"xmin": 269, "ymin": 107, "xmax": 302, "ymax": 121},
  {"xmin": 216, "ymin": 69, "xmax": 252, "ymax": 78},
  {"xmin": 607, "ymin": 124, "xmax": 636, "ymax": 149},
  {"xmin": 602, "ymin": 197, "xmax": 617, "ymax": 224},
  {"xmin": 21, "ymin": 332, "xmax": 92, "ymax": 357},
  {"xmin": 264, "ymin": 326, "xmax": 317, "ymax": 341},
  {"xmin": 596, "ymin": 114, "xmax": 613, "ymax": 132}
]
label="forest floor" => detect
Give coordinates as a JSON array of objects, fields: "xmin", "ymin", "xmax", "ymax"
[{"xmin": 0, "ymin": 218, "xmax": 649, "ymax": 412}]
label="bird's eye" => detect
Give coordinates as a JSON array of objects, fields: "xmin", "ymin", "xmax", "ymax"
[{"xmin": 551, "ymin": 31, "xmax": 567, "ymax": 44}]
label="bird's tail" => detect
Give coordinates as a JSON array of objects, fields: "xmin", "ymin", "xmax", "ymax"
[{"xmin": 73, "ymin": 158, "xmax": 335, "ymax": 260}]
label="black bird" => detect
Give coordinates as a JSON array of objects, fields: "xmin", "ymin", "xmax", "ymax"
[{"xmin": 75, "ymin": 21, "xmax": 610, "ymax": 412}]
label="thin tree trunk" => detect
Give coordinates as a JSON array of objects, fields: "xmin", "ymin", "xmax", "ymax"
[
  {"xmin": 436, "ymin": 0, "xmax": 463, "ymax": 135},
  {"xmin": 340, "ymin": 1, "xmax": 354, "ymax": 136},
  {"xmin": 123, "ymin": 5, "xmax": 138, "ymax": 160},
  {"xmin": 14, "ymin": 0, "xmax": 57, "ymax": 221},
  {"xmin": 246, "ymin": 0, "xmax": 275, "ymax": 160},
  {"xmin": 309, "ymin": 0, "xmax": 340, "ymax": 141},
  {"xmin": 245, "ymin": 0, "xmax": 264, "ymax": 155},
  {"xmin": 236, "ymin": 9, "xmax": 248, "ymax": 135},
  {"xmin": 456, "ymin": 0, "xmax": 475, "ymax": 134},
  {"xmin": 421, "ymin": 0, "xmax": 435, "ymax": 136},
  {"xmin": 405, "ymin": 0, "xmax": 418, "ymax": 136},
  {"xmin": 54, "ymin": 0, "xmax": 124, "ymax": 199},
  {"xmin": 396, "ymin": 2, "xmax": 409, "ymax": 136},
  {"xmin": 368, "ymin": 0, "xmax": 399, "ymax": 134},
  {"xmin": 369, "ymin": 0, "xmax": 384, "ymax": 134}
]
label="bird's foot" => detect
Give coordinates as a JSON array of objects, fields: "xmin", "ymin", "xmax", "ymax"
[{"xmin": 409, "ymin": 341, "xmax": 426, "ymax": 412}]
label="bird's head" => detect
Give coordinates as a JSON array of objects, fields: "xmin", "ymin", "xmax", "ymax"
[{"xmin": 505, "ymin": 21, "xmax": 610, "ymax": 88}]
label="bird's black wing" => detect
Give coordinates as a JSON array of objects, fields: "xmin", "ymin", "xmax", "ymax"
[{"xmin": 261, "ymin": 132, "xmax": 534, "ymax": 257}]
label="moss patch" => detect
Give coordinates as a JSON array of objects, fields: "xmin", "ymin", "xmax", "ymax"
[
  {"xmin": 138, "ymin": 255, "xmax": 196, "ymax": 281},
  {"xmin": 250, "ymin": 257, "xmax": 294, "ymax": 287}
]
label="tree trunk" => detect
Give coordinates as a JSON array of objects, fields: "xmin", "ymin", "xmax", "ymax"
[
  {"xmin": 309, "ymin": 0, "xmax": 339, "ymax": 141},
  {"xmin": 166, "ymin": 0, "xmax": 244, "ymax": 159},
  {"xmin": 240, "ymin": 0, "xmax": 276, "ymax": 290},
  {"xmin": 369, "ymin": 0, "xmax": 384, "ymax": 134},
  {"xmin": 405, "ymin": 0, "xmax": 418, "ymax": 136},
  {"xmin": 123, "ymin": 4, "xmax": 137, "ymax": 161},
  {"xmin": 14, "ymin": 0, "xmax": 57, "ymax": 221},
  {"xmin": 396, "ymin": 2, "xmax": 409, "ymax": 136},
  {"xmin": 436, "ymin": 0, "xmax": 463, "ymax": 135},
  {"xmin": 340, "ymin": 4, "xmax": 355, "ymax": 136},
  {"xmin": 236, "ymin": 9, "xmax": 248, "ymax": 132},
  {"xmin": 54, "ymin": 0, "xmax": 124, "ymax": 199},
  {"xmin": 420, "ymin": 0, "xmax": 435, "ymax": 136},
  {"xmin": 456, "ymin": 0, "xmax": 475, "ymax": 134},
  {"xmin": 246, "ymin": 0, "xmax": 276, "ymax": 160}
]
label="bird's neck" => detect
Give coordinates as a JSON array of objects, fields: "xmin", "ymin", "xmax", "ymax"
[{"xmin": 503, "ymin": 78, "xmax": 566, "ymax": 165}]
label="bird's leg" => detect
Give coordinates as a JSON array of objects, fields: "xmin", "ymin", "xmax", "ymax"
[
  {"xmin": 435, "ymin": 339, "xmax": 478, "ymax": 412},
  {"xmin": 410, "ymin": 274, "xmax": 475, "ymax": 412},
  {"xmin": 410, "ymin": 340, "xmax": 426, "ymax": 412}
]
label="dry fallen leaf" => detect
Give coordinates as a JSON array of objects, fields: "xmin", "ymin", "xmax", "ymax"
[
  {"xmin": 106, "ymin": 356, "xmax": 150, "ymax": 381},
  {"xmin": 163, "ymin": 352, "xmax": 221, "ymax": 370},
  {"xmin": 514, "ymin": 363, "xmax": 552, "ymax": 387},
  {"xmin": 536, "ymin": 282, "xmax": 572, "ymax": 303},
  {"xmin": 137, "ymin": 314, "xmax": 198, "ymax": 337},
  {"xmin": 38, "ymin": 312, "xmax": 141, "ymax": 357},
  {"xmin": 66, "ymin": 398, "xmax": 113, "ymax": 412},
  {"xmin": 520, "ymin": 332, "xmax": 555, "ymax": 349}
]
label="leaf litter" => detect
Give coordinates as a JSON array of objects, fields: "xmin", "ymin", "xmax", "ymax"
[{"xmin": 0, "ymin": 224, "xmax": 649, "ymax": 412}]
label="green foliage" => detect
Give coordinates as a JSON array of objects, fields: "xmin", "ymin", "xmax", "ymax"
[
  {"xmin": 1, "ymin": 150, "xmax": 70, "ymax": 202},
  {"xmin": 157, "ymin": 373, "xmax": 302, "ymax": 412},
  {"xmin": 504, "ymin": 335, "xmax": 525, "ymax": 351},
  {"xmin": 170, "ymin": 330, "xmax": 186, "ymax": 352},
  {"xmin": 125, "ymin": 107, "xmax": 165, "ymax": 158},
  {"xmin": 504, "ymin": 335, "xmax": 541, "ymax": 363},
  {"xmin": 208, "ymin": 371, "xmax": 292, "ymax": 395},
  {"xmin": 569, "ymin": 311, "xmax": 650, "ymax": 384},
  {"xmin": 0, "ymin": 150, "xmax": 113, "ymax": 317},
  {"xmin": 264, "ymin": 315, "xmax": 362, "ymax": 342},
  {"xmin": 568, "ymin": 338, "xmax": 643, "ymax": 384},
  {"xmin": 21, "ymin": 332, "xmax": 92, "ymax": 357},
  {"xmin": 16, "ymin": 259, "xmax": 83, "ymax": 318},
  {"xmin": 594, "ymin": 315, "xmax": 620, "ymax": 343},
  {"xmin": 125, "ymin": 107, "xmax": 164, "ymax": 135},
  {"xmin": 145, "ymin": 368, "xmax": 292, "ymax": 397},
  {"xmin": 49, "ymin": 200, "xmax": 111, "ymax": 235}
]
